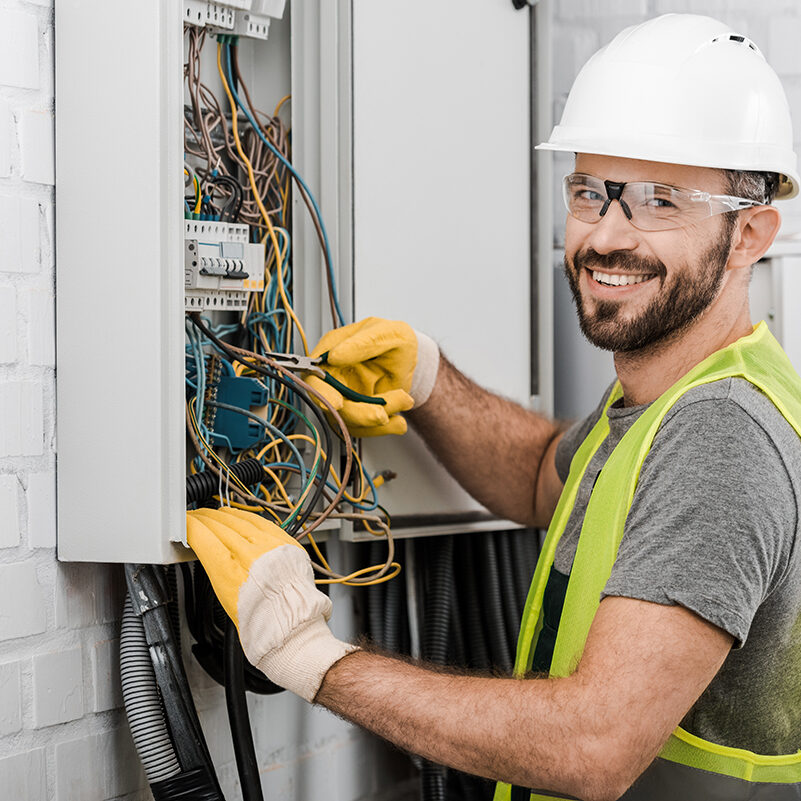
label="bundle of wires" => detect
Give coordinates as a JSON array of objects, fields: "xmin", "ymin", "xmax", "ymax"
[{"xmin": 182, "ymin": 26, "xmax": 399, "ymax": 587}]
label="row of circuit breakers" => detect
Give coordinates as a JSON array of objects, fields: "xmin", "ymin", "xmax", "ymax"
[
  {"xmin": 184, "ymin": 0, "xmax": 286, "ymax": 40},
  {"xmin": 185, "ymin": 221, "xmax": 265, "ymax": 311},
  {"xmin": 183, "ymin": 0, "xmax": 283, "ymax": 310}
]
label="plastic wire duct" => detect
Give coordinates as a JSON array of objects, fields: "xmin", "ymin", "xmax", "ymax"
[{"xmin": 120, "ymin": 595, "xmax": 182, "ymax": 783}]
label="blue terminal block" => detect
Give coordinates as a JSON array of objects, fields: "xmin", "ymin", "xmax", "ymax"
[{"xmin": 209, "ymin": 376, "xmax": 270, "ymax": 451}]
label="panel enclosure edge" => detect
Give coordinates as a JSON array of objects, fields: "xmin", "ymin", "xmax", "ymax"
[{"xmin": 56, "ymin": 1, "xmax": 187, "ymax": 563}]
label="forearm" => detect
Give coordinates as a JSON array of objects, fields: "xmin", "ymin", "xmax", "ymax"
[
  {"xmin": 408, "ymin": 354, "xmax": 562, "ymax": 525},
  {"xmin": 315, "ymin": 650, "xmax": 626, "ymax": 801}
]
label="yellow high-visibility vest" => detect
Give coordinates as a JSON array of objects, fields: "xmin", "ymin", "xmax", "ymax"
[{"xmin": 495, "ymin": 322, "xmax": 801, "ymax": 801}]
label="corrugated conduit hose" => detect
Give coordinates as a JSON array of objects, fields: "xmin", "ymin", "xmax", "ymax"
[
  {"xmin": 120, "ymin": 595, "xmax": 182, "ymax": 783},
  {"xmin": 421, "ymin": 536, "xmax": 454, "ymax": 801}
]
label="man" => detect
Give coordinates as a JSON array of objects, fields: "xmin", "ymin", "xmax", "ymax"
[{"xmin": 187, "ymin": 14, "xmax": 801, "ymax": 800}]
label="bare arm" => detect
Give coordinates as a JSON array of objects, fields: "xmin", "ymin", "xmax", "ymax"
[
  {"xmin": 316, "ymin": 597, "xmax": 732, "ymax": 801},
  {"xmin": 407, "ymin": 354, "xmax": 565, "ymax": 526}
]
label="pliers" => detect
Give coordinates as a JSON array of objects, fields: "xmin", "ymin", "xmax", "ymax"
[{"xmin": 263, "ymin": 351, "xmax": 387, "ymax": 406}]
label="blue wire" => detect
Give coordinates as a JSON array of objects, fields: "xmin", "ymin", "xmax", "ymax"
[
  {"xmin": 224, "ymin": 43, "xmax": 345, "ymax": 326},
  {"xmin": 259, "ymin": 418, "xmax": 307, "ymax": 489}
]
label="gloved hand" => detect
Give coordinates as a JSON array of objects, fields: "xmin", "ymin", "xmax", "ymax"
[
  {"xmin": 186, "ymin": 507, "xmax": 359, "ymax": 702},
  {"xmin": 307, "ymin": 317, "xmax": 440, "ymax": 437}
]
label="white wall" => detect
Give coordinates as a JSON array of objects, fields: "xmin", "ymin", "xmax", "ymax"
[{"xmin": 0, "ymin": 0, "xmax": 799, "ymax": 798}]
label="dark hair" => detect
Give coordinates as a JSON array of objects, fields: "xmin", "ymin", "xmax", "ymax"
[{"xmin": 721, "ymin": 170, "xmax": 781, "ymax": 205}]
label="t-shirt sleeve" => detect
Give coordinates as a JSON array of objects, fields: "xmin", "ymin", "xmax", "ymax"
[
  {"xmin": 602, "ymin": 397, "xmax": 797, "ymax": 647},
  {"xmin": 554, "ymin": 382, "xmax": 617, "ymax": 483}
]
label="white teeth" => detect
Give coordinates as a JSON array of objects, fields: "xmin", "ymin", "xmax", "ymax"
[{"xmin": 592, "ymin": 270, "xmax": 653, "ymax": 287}]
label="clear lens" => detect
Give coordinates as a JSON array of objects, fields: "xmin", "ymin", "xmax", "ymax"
[
  {"xmin": 562, "ymin": 173, "xmax": 761, "ymax": 231},
  {"xmin": 563, "ymin": 174, "xmax": 607, "ymax": 219},
  {"xmin": 621, "ymin": 182, "xmax": 710, "ymax": 230}
]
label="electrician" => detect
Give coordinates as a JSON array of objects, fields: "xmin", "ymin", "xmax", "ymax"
[{"xmin": 187, "ymin": 14, "xmax": 801, "ymax": 801}]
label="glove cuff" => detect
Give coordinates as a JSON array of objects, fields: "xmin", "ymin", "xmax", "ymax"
[
  {"xmin": 410, "ymin": 330, "xmax": 440, "ymax": 407},
  {"xmin": 254, "ymin": 616, "xmax": 360, "ymax": 702}
]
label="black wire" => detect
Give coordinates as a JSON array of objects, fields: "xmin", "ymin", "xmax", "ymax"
[
  {"xmin": 187, "ymin": 313, "xmax": 335, "ymax": 537},
  {"xmin": 225, "ymin": 619, "xmax": 264, "ymax": 801},
  {"xmin": 209, "ymin": 174, "xmax": 244, "ymax": 221}
]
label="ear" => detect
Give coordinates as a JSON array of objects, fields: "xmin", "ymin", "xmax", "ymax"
[{"xmin": 727, "ymin": 206, "xmax": 782, "ymax": 270}]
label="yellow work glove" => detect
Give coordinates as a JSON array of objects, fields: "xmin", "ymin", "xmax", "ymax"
[
  {"xmin": 307, "ymin": 317, "xmax": 440, "ymax": 437},
  {"xmin": 186, "ymin": 507, "xmax": 359, "ymax": 702}
]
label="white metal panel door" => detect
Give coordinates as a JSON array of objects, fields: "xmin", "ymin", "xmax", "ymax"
[{"xmin": 351, "ymin": 0, "xmax": 531, "ymax": 530}]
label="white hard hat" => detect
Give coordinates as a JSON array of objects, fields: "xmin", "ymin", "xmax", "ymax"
[{"xmin": 538, "ymin": 14, "xmax": 800, "ymax": 200}]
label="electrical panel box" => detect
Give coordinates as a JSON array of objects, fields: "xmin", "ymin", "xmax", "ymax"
[{"xmin": 56, "ymin": 1, "xmax": 550, "ymax": 562}]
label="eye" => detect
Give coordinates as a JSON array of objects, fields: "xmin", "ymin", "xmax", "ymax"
[
  {"xmin": 576, "ymin": 189, "xmax": 604, "ymax": 202},
  {"xmin": 644, "ymin": 197, "xmax": 677, "ymax": 209}
]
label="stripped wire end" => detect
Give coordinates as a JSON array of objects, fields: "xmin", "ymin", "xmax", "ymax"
[{"xmin": 372, "ymin": 470, "xmax": 397, "ymax": 490}]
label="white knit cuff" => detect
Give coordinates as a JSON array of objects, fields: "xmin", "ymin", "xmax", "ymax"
[
  {"xmin": 410, "ymin": 330, "xmax": 440, "ymax": 407},
  {"xmin": 238, "ymin": 545, "xmax": 360, "ymax": 702},
  {"xmin": 255, "ymin": 617, "xmax": 360, "ymax": 702}
]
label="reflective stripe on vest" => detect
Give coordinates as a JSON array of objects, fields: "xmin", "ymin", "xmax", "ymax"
[{"xmin": 494, "ymin": 323, "xmax": 801, "ymax": 801}]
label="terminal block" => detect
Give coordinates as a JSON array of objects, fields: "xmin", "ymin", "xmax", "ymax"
[
  {"xmin": 183, "ymin": 0, "xmax": 286, "ymax": 38},
  {"xmin": 184, "ymin": 220, "xmax": 265, "ymax": 311},
  {"xmin": 208, "ymin": 375, "xmax": 271, "ymax": 451}
]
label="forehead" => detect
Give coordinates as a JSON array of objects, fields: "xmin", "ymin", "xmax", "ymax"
[{"xmin": 574, "ymin": 153, "xmax": 728, "ymax": 193}]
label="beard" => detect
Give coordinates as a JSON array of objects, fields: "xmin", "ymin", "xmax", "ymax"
[{"xmin": 563, "ymin": 228, "xmax": 733, "ymax": 353}]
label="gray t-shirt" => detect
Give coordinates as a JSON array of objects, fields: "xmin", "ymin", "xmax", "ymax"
[{"xmin": 554, "ymin": 377, "xmax": 801, "ymax": 755}]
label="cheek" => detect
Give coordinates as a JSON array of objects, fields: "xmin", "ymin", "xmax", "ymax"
[
  {"xmin": 564, "ymin": 216, "xmax": 588, "ymax": 259},
  {"xmin": 647, "ymin": 231, "xmax": 690, "ymax": 274}
]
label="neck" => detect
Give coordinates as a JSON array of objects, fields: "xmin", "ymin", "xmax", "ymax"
[{"xmin": 614, "ymin": 297, "xmax": 753, "ymax": 406}]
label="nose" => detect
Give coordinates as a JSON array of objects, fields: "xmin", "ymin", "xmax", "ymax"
[{"xmin": 585, "ymin": 199, "xmax": 639, "ymax": 255}]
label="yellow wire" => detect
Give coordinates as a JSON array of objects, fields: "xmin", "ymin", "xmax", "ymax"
[
  {"xmin": 188, "ymin": 398, "xmax": 252, "ymax": 497},
  {"xmin": 274, "ymin": 94, "xmax": 291, "ymax": 117},
  {"xmin": 304, "ymin": 532, "xmax": 400, "ymax": 586},
  {"xmin": 212, "ymin": 497, "xmax": 284, "ymax": 524},
  {"xmin": 217, "ymin": 43, "xmax": 308, "ymax": 354},
  {"xmin": 254, "ymin": 432, "xmax": 370, "ymax": 506}
]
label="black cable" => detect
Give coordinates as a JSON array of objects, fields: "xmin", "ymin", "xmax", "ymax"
[
  {"xmin": 382, "ymin": 544, "xmax": 402, "ymax": 653},
  {"xmin": 421, "ymin": 536, "xmax": 453, "ymax": 801},
  {"xmin": 366, "ymin": 540, "xmax": 385, "ymax": 645},
  {"xmin": 476, "ymin": 535, "xmax": 512, "ymax": 673},
  {"xmin": 457, "ymin": 535, "xmax": 490, "ymax": 671},
  {"xmin": 225, "ymin": 619, "xmax": 264, "ymax": 801},
  {"xmin": 447, "ymin": 569, "xmax": 466, "ymax": 668},
  {"xmin": 186, "ymin": 458, "xmax": 266, "ymax": 506},
  {"xmin": 124, "ymin": 565, "xmax": 223, "ymax": 791},
  {"xmin": 511, "ymin": 529, "xmax": 539, "ymax": 610},
  {"xmin": 209, "ymin": 174, "xmax": 244, "ymax": 221},
  {"xmin": 185, "ymin": 560, "xmax": 282, "ymax": 696},
  {"xmin": 496, "ymin": 532, "xmax": 523, "ymax": 652}
]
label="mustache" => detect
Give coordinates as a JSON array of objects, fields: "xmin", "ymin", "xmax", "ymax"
[{"xmin": 572, "ymin": 248, "xmax": 667, "ymax": 278}]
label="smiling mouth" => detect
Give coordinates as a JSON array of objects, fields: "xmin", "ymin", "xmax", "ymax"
[{"xmin": 589, "ymin": 269, "xmax": 657, "ymax": 287}]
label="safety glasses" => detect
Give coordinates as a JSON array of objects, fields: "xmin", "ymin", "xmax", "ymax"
[{"xmin": 562, "ymin": 173, "xmax": 765, "ymax": 231}]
